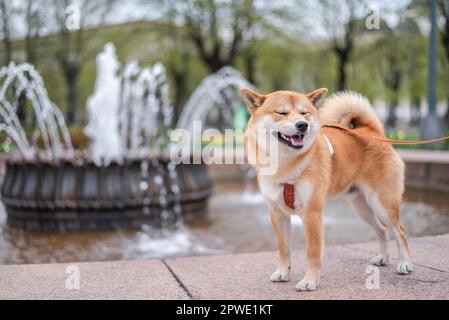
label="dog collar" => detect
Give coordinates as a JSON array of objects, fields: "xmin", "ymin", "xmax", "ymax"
[{"xmin": 283, "ymin": 183, "xmax": 295, "ymax": 209}]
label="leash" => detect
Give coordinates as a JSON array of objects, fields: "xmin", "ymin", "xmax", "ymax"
[
  {"xmin": 322, "ymin": 124, "xmax": 449, "ymax": 145},
  {"xmin": 283, "ymin": 124, "xmax": 449, "ymax": 210}
]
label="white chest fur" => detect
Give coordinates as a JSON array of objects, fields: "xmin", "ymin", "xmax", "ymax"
[{"xmin": 258, "ymin": 174, "xmax": 313, "ymax": 214}]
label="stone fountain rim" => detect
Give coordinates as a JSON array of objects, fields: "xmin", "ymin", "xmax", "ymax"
[{"xmin": 1, "ymin": 150, "xmax": 178, "ymax": 167}]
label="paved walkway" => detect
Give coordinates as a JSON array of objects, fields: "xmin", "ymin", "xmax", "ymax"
[{"xmin": 1, "ymin": 234, "xmax": 448, "ymax": 299}]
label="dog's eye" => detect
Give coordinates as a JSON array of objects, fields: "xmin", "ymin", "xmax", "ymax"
[
  {"xmin": 301, "ymin": 112, "xmax": 310, "ymax": 116},
  {"xmin": 275, "ymin": 111, "xmax": 288, "ymax": 116}
]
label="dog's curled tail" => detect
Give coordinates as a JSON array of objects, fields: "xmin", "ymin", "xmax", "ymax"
[{"xmin": 319, "ymin": 91, "xmax": 384, "ymax": 135}]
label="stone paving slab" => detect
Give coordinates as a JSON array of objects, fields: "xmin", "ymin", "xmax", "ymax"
[
  {"xmin": 0, "ymin": 260, "xmax": 188, "ymax": 300},
  {"xmin": 166, "ymin": 244, "xmax": 449, "ymax": 300},
  {"xmin": 0, "ymin": 236, "xmax": 448, "ymax": 299}
]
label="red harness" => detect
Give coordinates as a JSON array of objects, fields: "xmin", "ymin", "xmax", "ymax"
[{"xmin": 283, "ymin": 183, "xmax": 295, "ymax": 209}]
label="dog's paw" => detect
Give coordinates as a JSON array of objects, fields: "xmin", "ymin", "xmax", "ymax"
[
  {"xmin": 396, "ymin": 260, "xmax": 413, "ymax": 275},
  {"xmin": 270, "ymin": 269, "xmax": 289, "ymax": 282},
  {"xmin": 370, "ymin": 254, "xmax": 389, "ymax": 266},
  {"xmin": 295, "ymin": 277, "xmax": 318, "ymax": 291}
]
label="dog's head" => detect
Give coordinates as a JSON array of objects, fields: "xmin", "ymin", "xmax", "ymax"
[{"xmin": 241, "ymin": 88, "xmax": 327, "ymax": 155}]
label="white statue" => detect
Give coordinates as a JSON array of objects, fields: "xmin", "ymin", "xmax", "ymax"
[{"xmin": 85, "ymin": 43, "xmax": 123, "ymax": 165}]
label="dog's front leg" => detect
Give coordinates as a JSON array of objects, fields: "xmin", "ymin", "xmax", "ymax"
[
  {"xmin": 269, "ymin": 209, "xmax": 291, "ymax": 282},
  {"xmin": 296, "ymin": 208, "xmax": 323, "ymax": 291}
]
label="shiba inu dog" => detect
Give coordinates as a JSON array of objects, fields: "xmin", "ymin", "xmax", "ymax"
[{"xmin": 240, "ymin": 88, "xmax": 412, "ymax": 291}]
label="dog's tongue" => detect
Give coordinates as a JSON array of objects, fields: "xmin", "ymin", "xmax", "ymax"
[{"xmin": 291, "ymin": 135, "xmax": 303, "ymax": 146}]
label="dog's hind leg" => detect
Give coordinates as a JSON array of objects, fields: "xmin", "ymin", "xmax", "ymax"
[
  {"xmin": 390, "ymin": 218, "xmax": 413, "ymax": 274},
  {"xmin": 362, "ymin": 189, "xmax": 413, "ymax": 275},
  {"xmin": 269, "ymin": 209, "xmax": 292, "ymax": 282},
  {"xmin": 383, "ymin": 206, "xmax": 412, "ymax": 274},
  {"xmin": 350, "ymin": 192, "xmax": 390, "ymax": 266}
]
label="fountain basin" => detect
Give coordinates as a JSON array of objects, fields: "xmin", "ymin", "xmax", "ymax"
[{"xmin": 1, "ymin": 156, "xmax": 212, "ymax": 230}]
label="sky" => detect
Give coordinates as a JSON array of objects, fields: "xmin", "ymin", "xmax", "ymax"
[{"xmin": 5, "ymin": 0, "xmax": 416, "ymax": 40}]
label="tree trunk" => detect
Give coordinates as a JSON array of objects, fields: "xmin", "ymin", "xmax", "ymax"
[
  {"xmin": 0, "ymin": 0, "xmax": 12, "ymax": 65},
  {"xmin": 172, "ymin": 70, "xmax": 188, "ymax": 125},
  {"xmin": 206, "ymin": 57, "xmax": 227, "ymax": 73},
  {"xmin": 336, "ymin": 52, "xmax": 348, "ymax": 91},
  {"xmin": 387, "ymin": 97, "xmax": 399, "ymax": 127},
  {"xmin": 439, "ymin": 3, "xmax": 449, "ymax": 129},
  {"xmin": 16, "ymin": 94, "xmax": 27, "ymax": 123},
  {"xmin": 410, "ymin": 96, "xmax": 421, "ymax": 127},
  {"xmin": 1, "ymin": 37, "xmax": 12, "ymax": 65},
  {"xmin": 445, "ymin": 96, "xmax": 449, "ymax": 126},
  {"xmin": 62, "ymin": 60, "xmax": 80, "ymax": 125},
  {"xmin": 244, "ymin": 48, "xmax": 257, "ymax": 86},
  {"xmin": 17, "ymin": 31, "xmax": 36, "ymax": 124},
  {"xmin": 167, "ymin": 47, "xmax": 190, "ymax": 125}
]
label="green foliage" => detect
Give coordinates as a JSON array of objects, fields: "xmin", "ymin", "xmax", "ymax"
[
  {"xmin": 253, "ymin": 40, "xmax": 302, "ymax": 92},
  {"xmin": 389, "ymin": 129, "xmax": 449, "ymax": 151},
  {"xmin": 0, "ymin": 6, "xmax": 448, "ymax": 131}
]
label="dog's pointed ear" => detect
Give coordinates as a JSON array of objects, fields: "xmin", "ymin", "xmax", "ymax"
[
  {"xmin": 240, "ymin": 88, "xmax": 266, "ymax": 112},
  {"xmin": 306, "ymin": 88, "xmax": 328, "ymax": 107}
]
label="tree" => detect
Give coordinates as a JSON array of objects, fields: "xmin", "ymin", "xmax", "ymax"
[
  {"xmin": 24, "ymin": 0, "xmax": 46, "ymax": 65},
  {"xmin": 315, "ymin": 0, "xmax": 368, "ymax": 91},
  {"xmin": 0, "ymin": 0, "xmax": 13, "ymax": 66},
  {"xmin": 169, "ymin": 0, "xmax": 255, "ymax": 73},
  {"xmin": 375, "ymin": 18, "xmax": 423, "ymax": 127},
  {"xmin": 404, "ymin": 33, "xmax": 427, "ymax": 126},
  {"xmin": 163, "ymin": 33, "xmax": 194, "ymax": 123},
  {"xmin": 257, "ymin": 41, "xmax": 300, "ymax": 91},
  {"xmin": 51, "ymin": 0, "xmax": 116, "ymax": 124},
  {"xmin": 14, "ymin": 0, "xmax": 47, "ymax": 125},
  {"xmin": 379, "ymin": 37, "xmax": 405, "ymax": 127},
  {"xmin": 438, "ymin": 0, "xmax": 449, "ymax": 124},
  {"xmin": 156, "ymin": 0, "xmax": 297, "ymax": 74},
  {"xmin": 241, "ymin": 42, "xmax": 257, "ymax": 85}
]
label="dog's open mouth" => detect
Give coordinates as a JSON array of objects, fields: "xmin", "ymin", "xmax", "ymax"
[{"xmin": 276, "ymin": 132, "xmax": 305, "ymax": 149}]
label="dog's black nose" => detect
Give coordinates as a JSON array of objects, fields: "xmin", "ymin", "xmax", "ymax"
[{"xmin": 295, "ymin": 121, "xmax": 308, "ymax": 132}]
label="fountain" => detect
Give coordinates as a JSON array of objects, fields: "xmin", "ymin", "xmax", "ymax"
[
  {"xmin": 177, "ymin": 66, "xmax": 254, "ymax": 132},
  {"xmin": 0, "ymin": 43, "xmax": 212, "ymax": 230},
  {"xmin": 0, "ymin": 63, "xmax": 73, "ymax": 160},
  {"xmin": 85, "ymin": 43, "xmax": 123, "ymax": 166}
]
